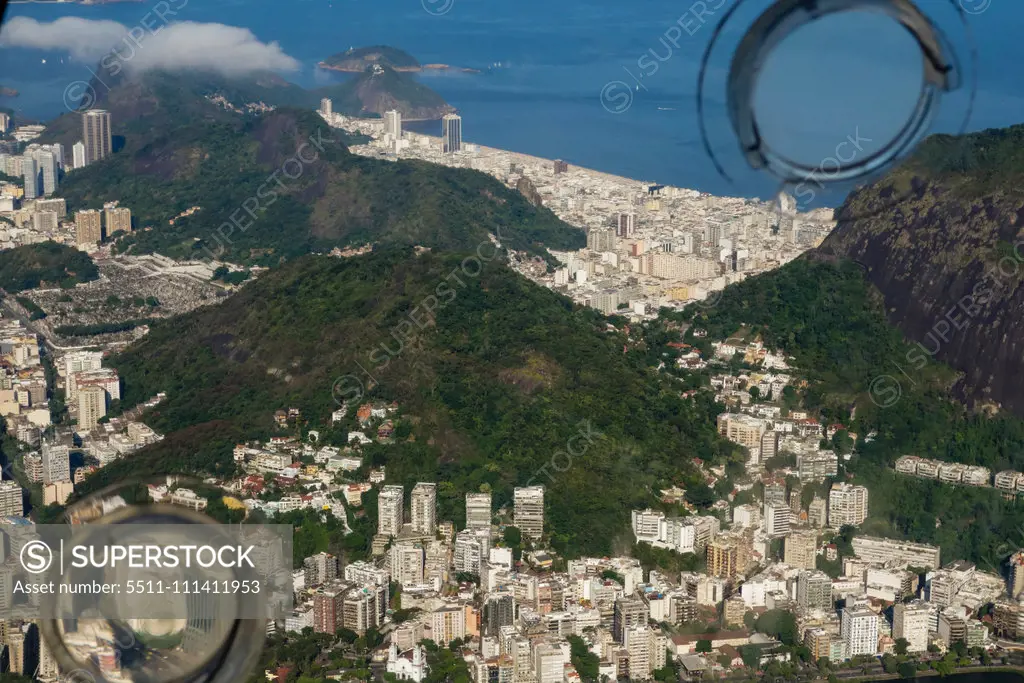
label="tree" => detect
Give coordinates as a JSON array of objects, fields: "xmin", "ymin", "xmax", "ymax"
[
  {"xmin": 567, "ymin": 636, "xmax": 600, "ymax": 681},
  {"xmin": 898, "ymin": 662, "xmax": 917, "ymax": 679},
  {"xmin": 503, "ymin": 526, "xmax": 522, "ymax": 547},
  {"xmin": 695, "ymin": 639, "xmax": 712, "ymax": 653},
  {"xmin": 894, "ymin": 637, "xmax": 909, "ymax": 655},
  {"xmin": 685, "ymin": 483, "xmax": 716, "ymax": 509}
]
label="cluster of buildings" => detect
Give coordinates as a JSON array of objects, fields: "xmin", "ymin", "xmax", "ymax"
[
  {"xmin": 317, "ymin": 102, "xmax": 835, "ymax": 320},
  {"xmin": 895, "ymin": 456, "xmax": 992, "ymax": 488},
  {"xmin": 0, "ymin": 318, "xmax": 50, "ymax": 444},
  {"xmin": 0, "ymin": 110, "xmax": 126, "ymax": 250}
]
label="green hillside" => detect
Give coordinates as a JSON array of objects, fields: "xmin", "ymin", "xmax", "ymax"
[
  {"xmin": 56, "ymin": 108, "xmax": 583, "ymax": 265},
  {"xmin": 0, "ymin": 242, "xmax": 98, "ymax": 292},
  {"xmin": 87, "ymin": 248, "xmax": 732, "ymax": 556}
]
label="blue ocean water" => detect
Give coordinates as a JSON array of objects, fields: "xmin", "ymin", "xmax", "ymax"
[{"xmin": 1, "ymin": 0, "xmax": 1022, "ymax": 199}]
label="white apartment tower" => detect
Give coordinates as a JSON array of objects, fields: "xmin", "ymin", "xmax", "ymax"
[
  {"xmin": 385, "ymin": 109, "xmax": 402, "ymax": 140},
  {"xmin": 841, "ymin": 607, "xmax": 879, "ymax": 657},
  {"xmin": 0, "ymin": 480, "xmax": 24, "ymax": 517},
  {"xmin": 41, "ymin": 442, "xmax": 70, "ymax": 485},
  {"xmin": 465, "ymin": 491, "xmax": 492, "ymax": 531},
  {"xmin": 829, "ymin": 483, "xmax": 869, "ymax": 528},
  {"xmin": 442, "ymin": 113, "xmax": 462, "ymax": 154},
  {"xmin": 378, "ymin": 485, "xmax": 405, "ymax": 538},
  {"xmin": 78, "ymin": 385, "xmax": 108, "ymax": 432},
  {"xmin": 411, "ymin": 482, "xmax": 437, "ymax": 535},
  {"xmin": 513, "ymin": 486, "xmax": 544, "ymax": 540},
  {"xmin": 893, "ymin": 600, "xmax": 931, "ymax": 653},
  {"xmin": 389, "ymin": 543, "xmax": 425, "ymax": 587},
  {"xmin": 72, "ymin": 141, "xmax": 86, "ymax": 170},
  {"xmin": 82, "ymin": 109, "xmax": 112, "ymax": 164},
  {"xmin": 764, "ymin": 502, "xmax": 791, "ymax": 538}
]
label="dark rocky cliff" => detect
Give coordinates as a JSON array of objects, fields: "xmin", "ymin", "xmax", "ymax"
[{"xmin": 816, "ymin": 124, "xmax": 1024, "ymax": 415}]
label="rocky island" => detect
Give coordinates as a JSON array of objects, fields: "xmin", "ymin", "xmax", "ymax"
[{"xmin": 318, "ymin": 45, "xmax": 480, "ymax": 74}]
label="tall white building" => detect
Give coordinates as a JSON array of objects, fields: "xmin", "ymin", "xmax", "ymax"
[
  {"xmin": 390, "ymin": 543, "xmax": 425, "ymax": 587},
  {"xmin": 893, "ymin": 600, "xmax": 931, "ymax": 653},
  {"xmin": 35, "ymin": 150, "xmax": 58, "ymax": 196},
  {"xmin": 841, "ymin": 607, "xmax": 879, "ymax": 657},
  {"xmin": 0, "ymin": 480, "xmax": 24, "ymax": 517},
  {"xmin": 319, "ymin": 98, "xmax": 333, "ymax": 119},
  {"xmin": 442, "ymin": 113, "xmax": 462, "ymax": 154},
  {"xmin": 513, "ymin": 486, "xmax": 544, "ymax": 540},
  {"xmin": 41, "ymin": 442, "xmax": 70, "ymax": 484},
  {"xmin": 454, "ymin": 529, "xmax": 483, "ymax": 576},
  {"xmin": 410, "ymin": 482, "xmax": 437, "ymax": 535},
  {"xmin": 72, "ymin": 141, "xmax": 86, "ymax": 170},
  {"xmin": 829, "ymin": 483, "xmax": 869, "ymax": 528},
  {"xmin": 532, "ymin": 641, "xmax": 565, "ymax": 683},
  {"xmin": 764, "ymin": 502, "xmax": 791, "ymax": 538},
  {"xmin": 78, "ymin": 385, "xmax": 108, "ymax": 432},
  {"xmin": 378, "ymin": 485, "xmax": 405, "ymax": 538},
  {"xmin": 82, "ymin": 109, "xmax": 112, "ymax": 165},
  {"xmin": 385, "ymin": 109, "xmax": 402, "ymax": 140},
  {"xmin": 21, "ymin": 155, "xmax": 37, "ymax": 200},
  {"xmin": 465, "ymin": 491, "xmax": 492, "ymax": 531}
]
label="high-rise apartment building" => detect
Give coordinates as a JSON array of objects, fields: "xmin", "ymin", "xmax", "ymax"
[
  {"xmin": 411, "ymin": 482, "xmax": 437, "ymax": 535},
  {"xmin": 41, "ymin": 442, "xmax": 70, "ymax": 485},
  {"xmin": 465, "ymin": 491, "xmax": 492, "ymax": 530},
  {"xmin": 797, "ymin": 570, "xmax": 833, "ymax": 611},
  {"xmin": 319, "ymin": 98, "xmax": 332, "ymax": 119},
  {"xmin": 716, "ymin": 413, "xmax": 768, "ymax": 448},
  {"xmin": 104, "ymin": 206, "xmax": 132, "ymax": 233},
  {"xmin": 615, "ymin": 212, "xmax": 636, "ymax": 238},
  {"xmin": 378, "ymin": 485, "xmax": 404, "ymax": 538},
  {"xmin": 442, "ymin": 113, "xmax": 462, "ymax": 154},
  {"xmin": 303, "ymin": 552, "xmax": 339, "ymax": 587},
  {"xmin": 82, "ymin": 109, "xmax": 112, "ymax": 165},
  {"xmin": 764, "ymin": 502, "xmax": 791, "ymax": 538},
  {"xmin": 828, "ymin": 482, "xmax": 869, "ymax": 528},
  {"xmin": 37, "ymin": 634, "xmax": 59, "ymax": 682},
  {"xmin": 0, "ymin": 480, "xmax": 24, "ymax": 517},
  {"xmin": 612, "ymin": 597, "xmax": 647, "ymax": 643},
  {"xmin": 893, "ymin": 600, "xmax": 931, "ymax": 653},
  {"xmin": 808, "ymin": 496, "xmax": 828, "ymax": 528},
  {"xmin": 513, "ymin": 486, "xmax": 544, "ymax": 540},
  {"xmin": 390, "ymin": 543, "xmax": 425, "ymax": 587},
  {"xmin": 385, "ymin": 109, "xmax": 402, "ymax": 139},
  {"xmin": 75, "ymin": 209, "xmax": 103, "ymax": 246},
  {"xmin": 72, "ymin": 141, "xmax": 86, "ymax": 170},
  {"xmin": 841, "ymin": 607, "xmax": 879, "ymax": 657},
  {"xmin": 7, "ymin": 627, "xmax": 25, "ymax": 674},
  {"xmin": 313, "ymin": 583, "xmax": 345, "ymax": 634},
  {"xmin": 78, "ymin": 385, "xmax": 108, "ymax": 432},
  {"xmin": 1010, "ymin": 550, "xmax": 1024, "ymax": 598},
  {"xmin": 21, "ymin": 155, "xmax": 38, "ymax": 200},
  {"xmin": 783, "ymin": 529, "xmax": 818, "ymax": 569},
  {"xmin": 35, "ymin": 150, "xmax": 57, "ymax": 196},
  {"xmin": 706, "ymin": 538, "xmax": 739, "ymax": 579}
]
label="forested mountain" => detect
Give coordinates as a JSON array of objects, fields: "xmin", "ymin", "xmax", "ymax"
[{"xmin": 83, "ymin": 248, "xmax": 735, "ymax": 557}]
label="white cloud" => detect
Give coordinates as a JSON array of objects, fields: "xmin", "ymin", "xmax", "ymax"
[{"xmin": 0, "ymin": 17, "xmax": 300, "ymax": 76}]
